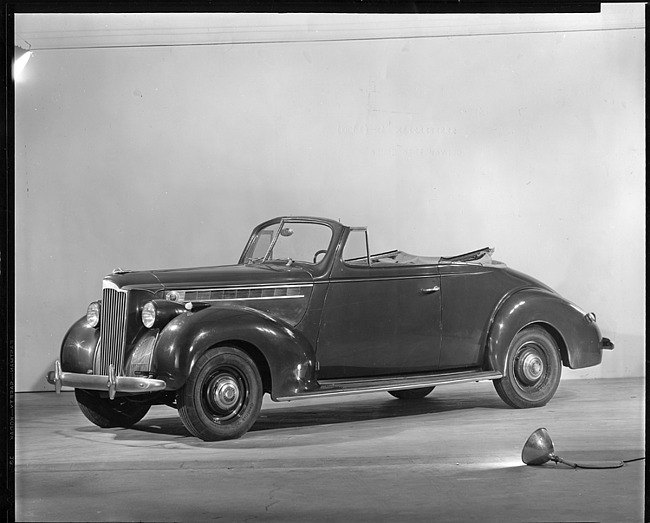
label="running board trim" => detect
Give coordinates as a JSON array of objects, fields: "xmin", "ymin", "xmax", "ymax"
[{"xmin": 275, "ymin": 370, "xmax": 502, "ymax": 401}]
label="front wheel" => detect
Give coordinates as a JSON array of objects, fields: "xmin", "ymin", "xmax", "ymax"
[
  {"xmin": 493, "ymin": 326, "xmax": 562, "ymax": 409},
  {"xmin": 178, "ymin": 347, "xmax": 263, "ymax": 441},
  {"xmin": 75, "ymin": 389, "xmax": 152, "ymax": 428}
]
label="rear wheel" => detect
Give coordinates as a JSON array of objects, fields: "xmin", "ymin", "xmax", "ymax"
[
  {"xmin": 75, "ymin": 388, "xmax": 151, "ymax": 428},
  {"xmin": 388, "ymin": 386, "xmax": 435, "ymax": 400},
  {"xmin": 494, "ymin": 326, "xmax": 562, "ymax": 408},
  {"xmin": 178, "ymin": 347, "xmax": 263, "ymax": 441}
]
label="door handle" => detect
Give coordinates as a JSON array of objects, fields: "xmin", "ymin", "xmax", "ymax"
[{"xmin": 420, "ymin": 286, "xmax": 440, "ymax": 294}]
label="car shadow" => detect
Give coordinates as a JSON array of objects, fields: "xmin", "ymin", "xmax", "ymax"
[
  {"xmin": 251, "ymin": 392, "xmax": 507, "ymax": 432},
  {"xmin": 132, "ymin": 387, "xmax": 511, "ymax": 439},
  {"xmin": 73, "ymin": 383, "xmax": 578, "ymax": 446}
]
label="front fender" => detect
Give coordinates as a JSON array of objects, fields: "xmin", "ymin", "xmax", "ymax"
[
  {"xmin": 60, "ymin": 316, "xmax": 99, "ymax": 374},
  {"xmin": 487, "ymin": 289, "xmax": 604, "ymax": 374},
  {"xmin": 151, "ymin": 304, "xmax": 318, "ymax": 398}
]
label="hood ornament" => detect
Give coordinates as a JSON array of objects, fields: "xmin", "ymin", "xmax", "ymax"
[{"xmin": 112, "ymin": 267, "xmax": 133, "ymax": 275}]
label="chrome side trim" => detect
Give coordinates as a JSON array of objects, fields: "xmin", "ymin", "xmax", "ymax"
[
  {"xmin": 329, "ymin": 274, "xmax": 439, "ymax": 284},
  {"xmin": 275, "ymin": 370, "xmax": 503, "ymax": 401},
  {"xmin": 188, "ymin": 295, "xmax": 307, "ymax": 302},
  {"xmin": 168, "ymin": 284, "xmax": 313, "ymax": 303}
]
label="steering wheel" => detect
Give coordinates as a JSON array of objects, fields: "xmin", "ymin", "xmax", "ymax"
[{"xmin": 313, "ymin": 250, "xmax": 328, "ymax": 263}]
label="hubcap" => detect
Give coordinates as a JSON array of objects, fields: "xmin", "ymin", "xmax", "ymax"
[
  {"xmin": 211, "ymin": 376, "xmax": 240, "ymax": 410},
  {"xmin": 516, "ymin": 345, "xmax": 545, "ymax": 386},
  {"xmin": 204, "ymin": 372, "xmax": 245, "ymax": 421}
]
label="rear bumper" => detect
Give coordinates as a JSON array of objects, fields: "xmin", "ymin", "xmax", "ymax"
[
  {"xmin": 600, "ymin": 337, "xmax": 615, "ymax": 350},
  {"xmin": 46, "ymin": 360, "xmax": 167, "ymax": 399}
]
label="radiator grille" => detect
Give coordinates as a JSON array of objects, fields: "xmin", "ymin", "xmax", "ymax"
[{"xmin": 96, "ymin": 287, "xmax": 128, "ymax": 375}]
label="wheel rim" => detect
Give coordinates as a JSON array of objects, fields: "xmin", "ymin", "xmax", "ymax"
[
  {"xmin": 202, "ymin": 368, "xmax": 247, "ymax": 423},
  {"xmin": 513, "ymin": 343, "xmax": 547, "ymax": 388}
]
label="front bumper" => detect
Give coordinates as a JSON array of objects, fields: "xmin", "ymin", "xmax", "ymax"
[
  {"xmin": 46, "ymin": 360, "xmax": 167, "ymax": 400},
  {"xmin": 600, "ymin": 337, "xmax": 615, "ymax": 350}
]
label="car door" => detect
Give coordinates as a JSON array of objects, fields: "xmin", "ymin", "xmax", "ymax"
[{"xmin": 315, "ymin": 229, "xmax": 442, "ymax": 379}]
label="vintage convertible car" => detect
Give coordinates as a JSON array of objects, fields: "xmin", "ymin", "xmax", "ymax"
[{"xmin": 48, "ymin": 216, "xmax": 613, "ymax": 441}]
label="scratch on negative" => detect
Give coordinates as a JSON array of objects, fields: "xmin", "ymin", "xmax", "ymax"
[{"xmin": 265, "ymin": 487, "xmax": 282, "ymax": 512}]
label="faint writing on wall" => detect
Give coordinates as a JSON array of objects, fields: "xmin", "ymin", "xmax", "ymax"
[
  {"xmin": 338, "ymin": 120, "xmax": 461, "ymax": 158},
  {"xmin": 371, "ymin": 146, "xmax": 458, "ymax": 159},
  {"xmin": 338, "ymin": 123, "xmax": 458, "ymax": 137}
]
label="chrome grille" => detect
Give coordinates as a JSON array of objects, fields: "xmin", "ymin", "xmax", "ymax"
[{"xmin": 96, "ymin": 287, "xmax": 128, "ymax": 375}]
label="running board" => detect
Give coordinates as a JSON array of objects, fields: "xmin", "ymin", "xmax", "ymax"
[{"xmin": 276, "ymin": 370, "xmax": 502, "ymax": 401}]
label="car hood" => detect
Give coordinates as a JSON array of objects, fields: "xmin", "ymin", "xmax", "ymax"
[{"xmin": 103, "ymin": 263, "xmax": 314, "ymax": 292}]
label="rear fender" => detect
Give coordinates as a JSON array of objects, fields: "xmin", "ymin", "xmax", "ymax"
[
  {"xmin": 487, "ymin": 289, "xmax": 603, "ymax": 374},
  {"xmin": 151, "ymin": 305, "xmax": 318, "ymax": 398}
]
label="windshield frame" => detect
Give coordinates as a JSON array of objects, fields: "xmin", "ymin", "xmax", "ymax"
[{"xmin": 242, "ymin": 217, "xmax": 336, "ymax": 267}]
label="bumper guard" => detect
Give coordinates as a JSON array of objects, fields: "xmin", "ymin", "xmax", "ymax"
[{"xmin": 46, "ymin": 361, "xmax": 167, "ymax": 400}]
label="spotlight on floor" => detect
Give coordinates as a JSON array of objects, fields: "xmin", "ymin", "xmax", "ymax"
[{"xmin": 522, "ymin": 428, "xmax": 624, "ymax": 469}]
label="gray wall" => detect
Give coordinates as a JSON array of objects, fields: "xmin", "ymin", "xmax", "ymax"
[{"xmin": 15, "ymin": 11, "xmax": 645, "ymax": 391}]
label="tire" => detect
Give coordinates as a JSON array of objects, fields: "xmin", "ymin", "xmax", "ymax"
[
  {"xmin": 388, "ymin": 386, "xmax": 435, "ymax": 400},
  {"xmin": 75, "ymin": 388, "xmax": 152, "ymax": 428},
  {"xmin": 177, "ymin": 347, "xmax": 263, "ymax": 441},
  {"xmin": 493, "ymin": 326, "xmax": 562, "ymax": 409}
]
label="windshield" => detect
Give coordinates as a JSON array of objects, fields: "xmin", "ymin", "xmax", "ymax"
[{"xmin": 243, "ymin": 220, "xmax": 333, "ymax": 265}]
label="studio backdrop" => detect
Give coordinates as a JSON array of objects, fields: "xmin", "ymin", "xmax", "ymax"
[{"xmin": 14, "ymin": 7, "xmax": 645, "ymax": 391}]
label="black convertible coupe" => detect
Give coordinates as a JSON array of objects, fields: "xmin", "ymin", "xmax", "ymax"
[{"xmin": 48, "ymin": 216, "xmax": 613, "ymax": 440}]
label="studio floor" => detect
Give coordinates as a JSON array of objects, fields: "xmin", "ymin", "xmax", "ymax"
[{"xmin": 13, "ymin": 378, "xmax": 645, "ymax": 523}]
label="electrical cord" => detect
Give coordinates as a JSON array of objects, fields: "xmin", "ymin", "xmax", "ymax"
[
  {"xmin": 557, "ymin": 456, "xmax": 645, "ymax": 469},
  {"xmin": 622, "ymin": 457, "xmax": 646, "ymax": 464}
]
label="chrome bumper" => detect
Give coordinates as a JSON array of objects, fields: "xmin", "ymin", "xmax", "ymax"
[
  {"xmin": 46, "ymin": 361, "xmax": 167, "ymax": 400},
  {"xmin": 600, "ymin": 337, "xmax": 615, "ymax": 350}
]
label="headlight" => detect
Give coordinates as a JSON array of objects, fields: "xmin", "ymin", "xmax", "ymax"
[
  {"xmin": 86, "ymin": 301, "xmax": 101, "ymax": 328},
  {"xmin": 142, "ymin": 302, "xmax": 157, "ymax": 329},
  {"xmin": 141, "ymin": 299, "xmax": 187, "ymax": 329}
]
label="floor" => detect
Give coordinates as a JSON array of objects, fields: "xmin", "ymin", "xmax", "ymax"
[{"xmin": 13, "ymin": 378, "xmax": 646, "ymax": 523}]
